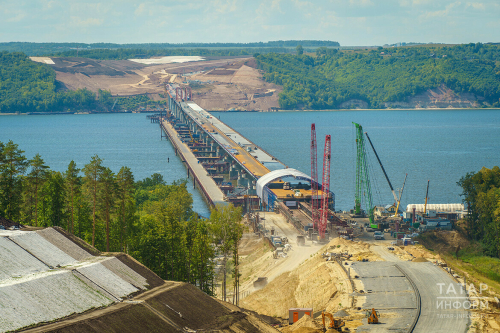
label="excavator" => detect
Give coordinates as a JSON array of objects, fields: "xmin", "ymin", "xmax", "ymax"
[
  {"xmin": 321, "ymin": 311, "xmax": 345, "ymax": 332},
  {"xmin": 367, "ymin": 308, "xmax": 379, "ymax": 324}
]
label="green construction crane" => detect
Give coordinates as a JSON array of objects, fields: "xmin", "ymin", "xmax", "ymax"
[{"xmin": 353, "ymin": 122, "xmax": 375, "ymax": 228}]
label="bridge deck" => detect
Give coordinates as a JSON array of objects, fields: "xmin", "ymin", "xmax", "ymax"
[
  {"xmin": 161, "ymin": 119, "xmax": 226, "ymax": 206},
  {"xmin": 181, "ymin": 102, "xmax": 281, "ymax": 179}
]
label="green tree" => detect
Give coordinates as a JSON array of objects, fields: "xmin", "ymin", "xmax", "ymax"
[
  {"xmin": 98, "ymin": 167, "xmax": 116, "ymax": 252},
  {"xmin": 38, "ymin": 171, "xmax": 66, "ymax": 228},
  {"xmin": 296, "ymin": 45, "xmax": 304, "ymax": 56},
  {"xmin": 116, "ymin": 166, "xmax": 135, "ymax": 252},
  {"xmin": 0, "ymin": 140, "xmax": 29, "ymax": 221},
  {"xmin": 82, "ymin": 155, "xmax": 104, "ymax": 246},
  {"xmin": 64, "ymin": 161, "xmax": 80, "ymax": 234},
  {"xmin": 210, "ymin": 203, "xmax": 243, "ymax": 301},
  {"xmin": 25, "ymin": 153, "xmax": 49, "ymax": 226}
]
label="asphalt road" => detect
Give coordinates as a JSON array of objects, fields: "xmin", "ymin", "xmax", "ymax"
[{"xmin": 347, "ymin": 226, "xmax": 470, "ymax": 333}]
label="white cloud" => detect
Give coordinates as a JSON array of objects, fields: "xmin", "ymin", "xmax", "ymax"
[
  {"xmin": 135, "ymin": 3, "xmax": 145, "ymax": 16},
  {"xmin": 466, "ymin": 2, "xmax": 485, "ymax": 10},
  {"xmin": 421, "ymin": 1, "xmax": 461, "ymax": 18},
  {"xmin": 71, "ymin": 17, "xmax": 103, "ymax": 28},
  {"xmin": 212, "ymin": 0, "xmax": 239, "ymax": 13},
  {"xmin": 349, "ymin": 0, "xmax": 373, "ymax": 6}
]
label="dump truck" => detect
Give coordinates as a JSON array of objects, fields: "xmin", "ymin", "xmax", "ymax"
[{"xmin": 296, "ymin": 235, "xmax": 305, "ymax": 246}]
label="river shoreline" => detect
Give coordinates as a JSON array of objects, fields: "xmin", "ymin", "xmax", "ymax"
[{"xmin": 2, "ymin": 107, "xmax": 500, "ymax": 116}]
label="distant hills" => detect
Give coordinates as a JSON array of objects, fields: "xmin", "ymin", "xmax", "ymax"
[
  {"xmin": 256, "ymin": 43, "xmax": 500, "ymax": 109},
  {"xmin": 0, "ymin": 40, "xmax": 340, "ymax": 57}
]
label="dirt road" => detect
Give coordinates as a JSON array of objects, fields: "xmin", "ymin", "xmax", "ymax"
[{"xmin": 239, "ymin": 212, "xmax": 324, "ymax": 295}]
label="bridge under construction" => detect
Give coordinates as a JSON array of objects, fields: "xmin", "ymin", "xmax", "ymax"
[{"xmin": 158, "ymin": 84, "xmax": 346, "ymax": 239}]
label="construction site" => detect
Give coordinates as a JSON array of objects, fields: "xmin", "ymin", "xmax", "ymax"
[
  {"xmin": 4, "ymin": 56, "xmax": 497, "ymax": 332},
  {"xmin": 30, "ymin": 55, "xmax": 281, "ymax": 111}
]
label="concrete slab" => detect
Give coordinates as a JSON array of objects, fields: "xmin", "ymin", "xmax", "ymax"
[{"xmin": 161, "ymin": 120, "xmax": 226, "ymax": 206}]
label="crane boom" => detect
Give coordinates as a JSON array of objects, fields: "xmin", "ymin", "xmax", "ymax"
[
  {"xmin": 364, "ymin": 132, "xmax": 398, "ymax": 204},
  {"xmin": 424, "ymin": 180, "xmax": 430, "ymax": 215},
  {"xmin": 394, "ymin": 173, "xmax": 407, "ymax": 217},
  {"xmin": 310, "ymin": 124, "xmax": 319, "ymax": 231},
  {"xmin": 320, "ymin": 135, "xmax": 331, "ymax": 239}
]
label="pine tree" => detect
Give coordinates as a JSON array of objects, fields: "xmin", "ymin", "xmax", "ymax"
[
  {"xmin": 98, "ymin": 167, "xmax": 116, "ymax": 252},
  {"xmin": 0, "ymin": 141, "xmax": 28, "ymax": 221},
  {"xmin": 64, "ymin": 161, "xmax": 80, "ymax": 234},
  {"xmin": 116, "ymin": 166, "xmax": 135, "ymax": 252},
  {"xmin": 26, "ymin": 154, "xmax": 49, "ymax": 227},
  {"xmin": 82, "ymin": 155, "xmax": 103, "ymax": 246}
]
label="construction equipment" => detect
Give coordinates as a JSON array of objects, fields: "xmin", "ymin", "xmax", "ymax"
[
  {"xmin": 394, "ymin": 173, "xmax": 408, "ymax": 217},
  {"xmin": 310, "ymin": 124, "xmax": 320, "ymax": 233},
  {"xmin": 319, "ymin": 135, "xmax": 331, "ymax": 240},
  {"xmin": 321, "ymin": 311, "xmax": 345, "ymax": 332},
  {"xmin": 424, "ymin": 180, "xmax": 430, "ymax": 215},
  {"xmin": 353, "ymin": 123, "xmax": 375, "ymax": 228},
  {"xmin": 367, "ymin": 308, "xmax": 379, "ymax": 324},
  {"xmin": 365, "ymin": 132, "xmax": 398, "ymax": 205}
]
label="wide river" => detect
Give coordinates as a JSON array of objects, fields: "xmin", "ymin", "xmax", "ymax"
[{"xmin": 1, "ymin": 110, "xmax": 499, "ymax": 216}]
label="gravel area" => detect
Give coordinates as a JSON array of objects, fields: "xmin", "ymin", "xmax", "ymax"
[
  {"xmin": 101, "ymin": 257, "xmax": 148, "ymax": 290},
  {"xmin": 0, "ymin": 270, "xmax": 113, "ymax": 333},
  {"xmin": 36, "ymin": 228, "xmax": 92, "ymax": 261},
  {"xmin": 76, "ymin": 262, "xmax": 138, "ymax": 299},
  {"xmin": 8, "ymin": 232, "xmax": 76, "ymax": 268},
  {"xmin": 0, "ymin": 237, "xmax": 48, "ymax": 280}
]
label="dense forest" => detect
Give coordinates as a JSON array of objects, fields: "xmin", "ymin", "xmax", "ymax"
[
  {"xmin": 0, "ymin": 52, "xmax": 164, "ymax": 113},
  {"xmin": 0, "ymin": 140, "xmax": 244, "ymax": 297},
  {"xmin": 0, "ymin": 40, "xmax": 339, "ymax": 56},
  {"xmin": 255, "ymin": 43, "xmax": 500, "ymax": 109}
]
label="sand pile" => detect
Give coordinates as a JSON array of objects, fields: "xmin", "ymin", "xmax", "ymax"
[
  {"xmin": 326, "ymin": 238, "xmax": 381, "ymax": 261},
  {"xmin": 240, "ymin": 248, "xmax": 347, "ymax": 318},
  {"xmin": 280, "ymin": 314, "xmax": 322, "ymax": 333}
]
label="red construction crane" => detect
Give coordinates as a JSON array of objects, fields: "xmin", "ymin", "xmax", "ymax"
[
  {"xmin": 319, "ymin": 135, "xmax": 331, "ymax": 239},
  {"xmin": 310, "ymin": 124, "xmax": 319, "ymax": 231}
]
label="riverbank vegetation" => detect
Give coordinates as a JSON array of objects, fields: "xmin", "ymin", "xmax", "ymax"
[
  {"xmin": 0, "ymin": 140, "xmax": 244, "ymax": 296},
  {"xmin": 255, "ymin": 43, "xmax": 500, "ymax": 109},
  {"xmin": 0, "ymin": 52, "xmax": 165, "ymax": 113}
]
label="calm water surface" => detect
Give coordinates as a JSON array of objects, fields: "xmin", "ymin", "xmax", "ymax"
[
  {"xmin": 1, "ymin": 110, "xmax": 499, "ymax": 214},
  {"xmin": 215, "ymin": 110, "xmax": 500, "ymax": 211},
  {"xmin": 0, "ymin": 113, "xmax": 211, "ymax": 216}
]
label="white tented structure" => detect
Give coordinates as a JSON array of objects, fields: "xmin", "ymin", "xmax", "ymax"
[
  {"xmin": 406, "ymin": 203, "xmax": 464, "ymax": 213},
  {"xmin": 256, "ymin": 169, "xmax": 311, "ymax": 206}
]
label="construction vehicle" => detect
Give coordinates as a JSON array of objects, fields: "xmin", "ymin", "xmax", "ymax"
[
  {"xmin": 367, "ymin": 308, "xmax": 379, "ymax": 324},
  {"xmin": 321, "ymin": 311, "xmax": 345, "ymax": 332},
  {"xmin": 296, "ymin": 235, "xmax": 305, "ymax": 246}
]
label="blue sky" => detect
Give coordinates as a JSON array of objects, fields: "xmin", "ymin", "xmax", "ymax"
[{"xmin": 0, "ymin": 0, "xmax": 498, "ymax": 45}]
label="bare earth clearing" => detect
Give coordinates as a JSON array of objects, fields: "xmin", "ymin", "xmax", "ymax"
[
  {"xmin": 33, "ymin": 55, "xmax": 485, "ymax": 111},
  {"xmin": 44, "ymin": 56, "xmax": 281, "ymax": 110}
]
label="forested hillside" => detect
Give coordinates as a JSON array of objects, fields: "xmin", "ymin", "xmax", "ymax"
[
  {"xmin": 0, "ymin": 52, "xmax": 97, "ymax": 113},
  {"xmin": 0, "ymin": 141, "xmax": 244, "ymax": 295},
  {"xmin": 0, "ymin": 52, "xmax": 164, "ymax": 113},
  {"xmin": 255, "ymin": 43, "xmax": 500, "ymax": 109}
]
